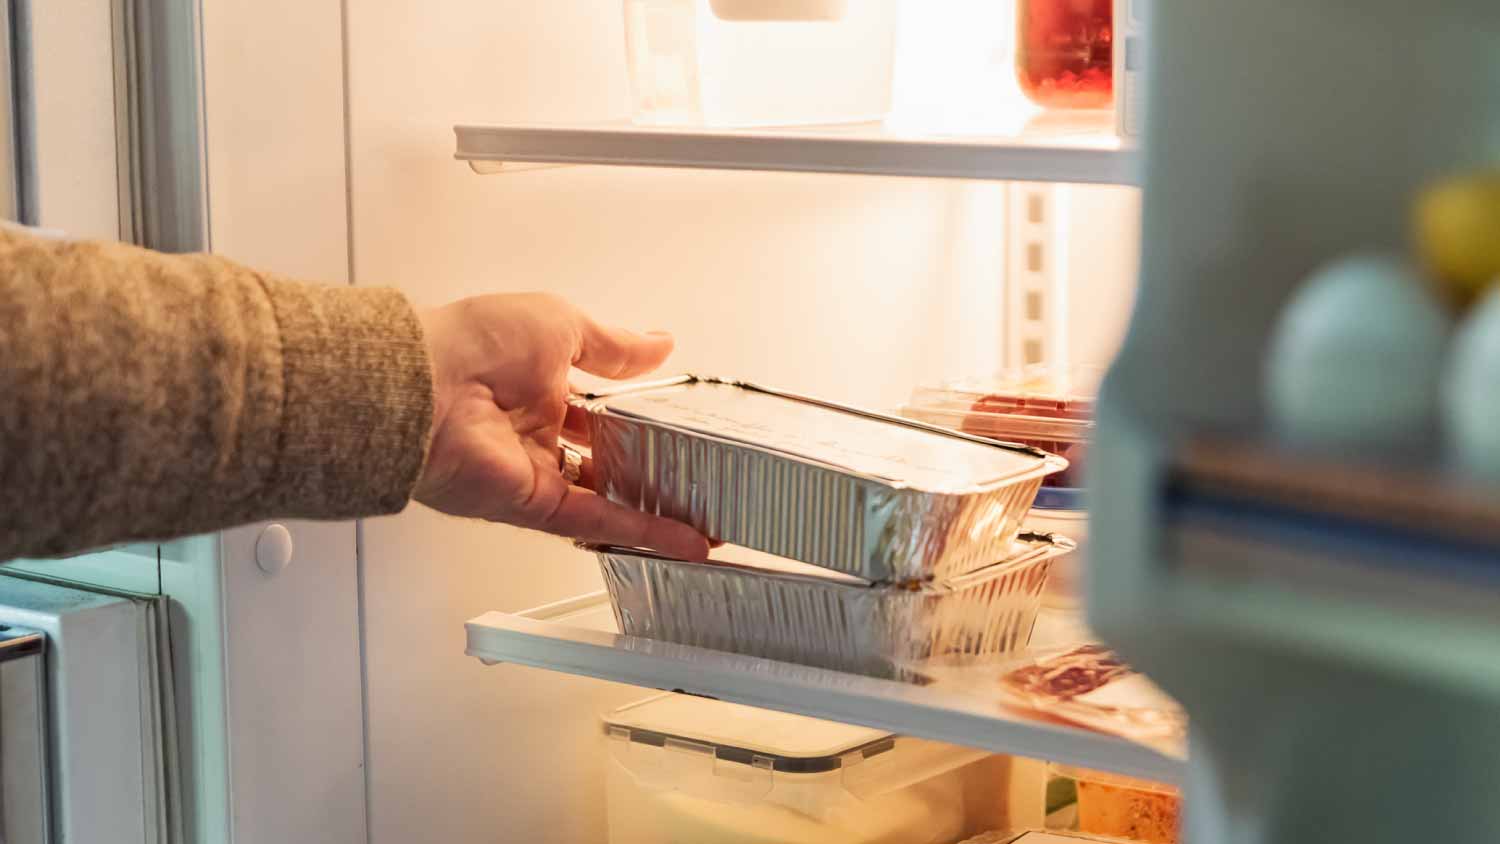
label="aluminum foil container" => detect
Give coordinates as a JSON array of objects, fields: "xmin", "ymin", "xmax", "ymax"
[
  {"xmin": 591, "ymin": 534, "xmax": 1075, "ymax": 680},
  {"xmin": 573, "ymin": 376, "xmax": 1067, "ymax": 583}
]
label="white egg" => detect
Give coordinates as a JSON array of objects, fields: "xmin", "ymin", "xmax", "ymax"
[
  {"xmin": 1443, "ymin": 287, "xmax": 1500, "ymax": 477},
  {"xmin": 1266, "ymin": 254, "xmax": 1451, "ymax": 448}
]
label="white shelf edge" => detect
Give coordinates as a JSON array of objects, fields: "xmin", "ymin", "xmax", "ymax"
[
  {"xmin": 465, "ymin": 594, "xmax": 1184, "ymax": 785},
  {"xmin": 453, "ymin": 123, "xmax": 1139, "ymax": 186}
]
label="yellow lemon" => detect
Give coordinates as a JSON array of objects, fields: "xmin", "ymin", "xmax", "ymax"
[{"xmin": 1415, "ymin": 169, "xmax": 1500, "ymax": 306}]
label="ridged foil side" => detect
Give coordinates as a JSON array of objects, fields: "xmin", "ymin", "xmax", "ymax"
[
  {"xmin": 590, "ymin": 412, "xmax": 1051, "ymax": 583},
  {"xmin": 595, "ymin": 538, "xmax": 1070, "ymax": 681}
]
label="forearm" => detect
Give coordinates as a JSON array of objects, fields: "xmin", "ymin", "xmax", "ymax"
[{"xmin": 0, "ymin": 227, "xmax": 433, "ymax": 560}]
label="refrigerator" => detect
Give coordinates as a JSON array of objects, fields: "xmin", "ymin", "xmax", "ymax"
[{"xmin": 5, "ymin": 1, "xmax": 1498, "ymax": 842}]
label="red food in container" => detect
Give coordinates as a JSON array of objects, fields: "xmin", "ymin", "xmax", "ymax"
[{"xmin": 1016, "ymin": 0, "xmax": 1114, "ymax": 110}]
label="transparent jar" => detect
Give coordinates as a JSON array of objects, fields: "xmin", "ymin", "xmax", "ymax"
[
  {"xmin": 1016, "ymin": 0, "xmax": 1114, "ymax": 109},
  {"xmin": 623, "ymin": 0, "xmax": 898, "ymax": 127}
]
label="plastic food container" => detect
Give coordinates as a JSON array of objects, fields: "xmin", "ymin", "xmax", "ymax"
[
  {"xmin": 622, "ymin": 0, "xmax": 898, "ymax": 127},
  {"xmin": 603, "ymin": 692, "xmax": 983, "ymax": 844},
  {"xmin": 1016, "ymin": 0, "xmax": 1114, "ymax": 109},
  {"xmin": 1024, "ymin": 487, "xmax": 1088, "ymax": 609},
  {"xmin": 591, "ymin": 534, "xmax": 1074, "ymax": 680},
  {"xmin": 1053, "ymin": 766, "xmax": 1180, "ymax": 844},
  {"xmin": 903, "ymin": 371, "xmax": 1096, "ymax": 490},
  {"xmin": 575, "ymin": 376, "xmax": 1066, "ymax": 584}
]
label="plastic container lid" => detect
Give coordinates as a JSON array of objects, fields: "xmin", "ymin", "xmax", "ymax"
[
  {"xmin": 902, "ymin": 404, "xmax": 1091, "ymax": 444},
  {"xmin": 1032, "ymin": 486, "xmax": 1086, "ymax": 510},
  {"xmin": 1052, "ymin": 765, "xmax": 1179, "ymax": 796},
  {"xmin": 603, "ymin": 693, "xmax": 894, "ymax": 774},
  {"xmin": 999, "ymin": 833, "xmax": 1121, "ymax": 844},
  {"xmin": 908, "ymin": 367, "xmax": 1099, "ymax": 414},
  {"xmin": 709, "ymin": 0, "xmax": 848, "ymax": 20},
  {"xmin": 905, "ymin": 373, "xmax": 1096, "ymax": 441}
]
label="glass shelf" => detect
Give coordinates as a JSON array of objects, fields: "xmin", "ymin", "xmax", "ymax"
[{"xmin": 467, "ymin": 592, "xmax": 1184, "ymax": 784}]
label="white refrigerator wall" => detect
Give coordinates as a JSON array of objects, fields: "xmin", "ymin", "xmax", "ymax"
[
  {"xmin": 200, "ymin": 1, "xmax": 368, "ymax": 842},
  {"xmin": 29, "ymin": 0, "xmax": 120, "ymax": 238}
]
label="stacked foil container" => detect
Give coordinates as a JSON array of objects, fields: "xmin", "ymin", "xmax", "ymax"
[
  {"xmin": 593, "ymin": 535, "xmax": 1074, "ymax": 680},
  {"xmin": 572, "ymin": 376, "xmax": 1072, "ymax": 679}
]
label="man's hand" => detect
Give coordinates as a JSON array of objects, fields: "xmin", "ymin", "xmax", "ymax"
[{"xmin": 414, "ymin": 293, "xmax": 709, "ymax": 561}]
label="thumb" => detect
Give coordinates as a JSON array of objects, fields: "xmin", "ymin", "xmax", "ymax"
[{"xmin": 575, "ymin": 318, "xmax": 674, "ymax": 380}]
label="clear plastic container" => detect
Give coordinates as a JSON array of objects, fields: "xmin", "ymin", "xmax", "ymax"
[
  {"xmin": 1024, "ymin": 487, "xmax": 1087, "ymax": 609},
  {"xmin": 903, "ymin": 369, "xmax": 1097, "ymax": 489},
  {"xmin": 1052, "ymin": 766, "xmax": 1180, "ymax": 844},
  {"xmin": 622, "ymin": 0, "xmax": 898, "ymax": 127},
  {"xmin": 603, "ymin": 692, "xmax": 983, "ymax": 844}
]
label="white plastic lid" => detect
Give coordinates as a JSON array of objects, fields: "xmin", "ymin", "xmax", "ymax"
[
  {"xmin": 709, "ymin": 0, "xmax": 849, "ymax": 21},
  {"xmin": 604, "ymin": 693, "xmax": 892, "ymax": 771},
  {"xmin": 1005, "ymin": 833, "xmax": 1120, "ymax": 844}
]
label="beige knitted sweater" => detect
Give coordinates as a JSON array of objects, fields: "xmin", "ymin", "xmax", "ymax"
[{"xmin": 0, "ymin": 226, "xmax": 434, "ymax": 561}]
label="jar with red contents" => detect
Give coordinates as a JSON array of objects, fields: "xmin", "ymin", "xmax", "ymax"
[{"xmin": 1016, "ymin": 0, "xmax": 1113, "ymax": 109}]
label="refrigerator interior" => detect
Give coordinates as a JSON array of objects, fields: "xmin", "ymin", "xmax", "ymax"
[
  {"xmin": 345, "ymin": 4, "xmax": 1136, "ymax": 843},
  {"xmin": 193, "ymin": 0, "xmax": 1144, "ymax": 841},
  {"xmin": 17, "ymin": 0, "xmax": 1500, "ymax": 841}
]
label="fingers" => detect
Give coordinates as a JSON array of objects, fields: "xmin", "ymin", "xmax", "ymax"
[
  {"xmin": 575, "ymin": 453, "xmax": 596, "ymax": 491},
  {"xmin": 574, "ymin": 319, "xmax": 673, "ymax": 381},
  {"xmin": 540, "ymin": 485, "xmax": 711, "ymax": 562},
  {"xmin": 562, "ymin": 403, "xmax": 591, "ymax": 444}
]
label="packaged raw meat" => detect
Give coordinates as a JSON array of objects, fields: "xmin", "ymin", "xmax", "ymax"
[
  {"xmin": 903, "ymin": 369, "xmax": 1097, "ymax": 489},
  {"xmin": 997, "ymin": 644, "xmax": 1187, "ymax": 757}
]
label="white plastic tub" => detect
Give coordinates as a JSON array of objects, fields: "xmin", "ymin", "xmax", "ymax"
[
  {"xmin": 622, "ymin": 0, "xmax": 898, "ymax": 127},
  {"xmin": 603, "ymin": 692, "xmax": 984, "ymax": 843}
]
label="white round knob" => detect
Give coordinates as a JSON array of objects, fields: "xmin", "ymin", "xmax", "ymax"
[{"xmin": 255, "ymin": 524, "xmax": 294, "ymax": 575}]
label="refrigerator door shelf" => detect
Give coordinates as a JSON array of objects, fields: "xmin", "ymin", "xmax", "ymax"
[{"xmin": 465, "ymin": 592, "xmax": 1183, "ymax": 786}]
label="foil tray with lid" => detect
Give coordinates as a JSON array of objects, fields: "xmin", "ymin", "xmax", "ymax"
[
  {"xmin": 589, "ymin": 533, "xmax": 1075, "ymax": 681},
  {"xmin": 572, "ymin": 375, "xmax": 1067, "ymax": 583}
]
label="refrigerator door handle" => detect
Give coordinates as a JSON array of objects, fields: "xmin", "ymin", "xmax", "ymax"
[{"xmin": 0, "ymin": 628, "xmax": 49, "ymax": 844}]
